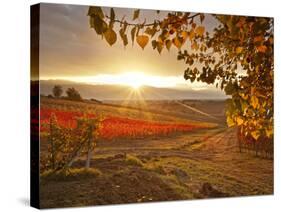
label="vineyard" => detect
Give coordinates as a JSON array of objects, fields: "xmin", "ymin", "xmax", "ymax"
[
  {"xmin": 39, "ymin": 98, "xmax": 273, "ymax": 208},
  {"xmin": 40, "ymin": 108, "xmax": 212, "ymax": 141},
  {"xmin": 38, "ymin": 98, "xmax": 216, "ymax": 173},
  {"xmin": 237, "ymin": 126, "xmax": 273, "ymax": 159}
]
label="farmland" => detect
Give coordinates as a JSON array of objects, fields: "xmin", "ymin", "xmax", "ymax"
[
  {"xmin": 40, "ymin": 106, "xmax": 214, "ymax": 141},
  {"xmin": 39, "ymin": 97, "xmax": 273, "ymax": 208}
]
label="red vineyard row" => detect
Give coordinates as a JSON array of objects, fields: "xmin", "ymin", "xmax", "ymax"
[{"xmin": 35, "ymin": 108, "xmax": 209, "ymax": 140}]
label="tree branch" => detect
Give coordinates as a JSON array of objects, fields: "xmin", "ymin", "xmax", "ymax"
[{"xmin": 105, "ymin": 13, "xmax": 201, "ymax": 27}]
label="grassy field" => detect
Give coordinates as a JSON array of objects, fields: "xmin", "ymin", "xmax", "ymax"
[{"xmin": 39, "ymin": 98, "xmax": 273, "ymax": 208}]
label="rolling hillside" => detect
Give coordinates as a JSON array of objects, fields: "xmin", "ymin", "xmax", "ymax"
[{"xmin": 39, "ymin": 80, "xmax": 228, "ymax": 100}]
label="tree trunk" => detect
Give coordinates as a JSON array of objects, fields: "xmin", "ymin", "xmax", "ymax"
[
  {"xmin": 66, "ymin": 148, "xmax": 81, "ymax": 168},
  {"xmin": 86, "ymin": 149, "xmax": 92, "ymax": 168}
]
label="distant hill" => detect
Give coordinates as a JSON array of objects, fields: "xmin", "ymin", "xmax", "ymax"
[{"xmin": 39, "ymin": 80, "xmax": 227, "ymax": 100}]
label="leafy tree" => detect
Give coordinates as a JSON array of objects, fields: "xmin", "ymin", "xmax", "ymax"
[
  {"xmin": 52, "ymin": 85, "xmax": 63, "ymax": 98},
  {"xmin": 66, "ymin": 87, "xmax": 82, "ymax": 101},
  {"xmin": 43, "ymin": 114, "xmax": 103, "ymax": 171},
  {"xmin": 87, "ymin": 7, "xmax": 273, "ymax": 144}
]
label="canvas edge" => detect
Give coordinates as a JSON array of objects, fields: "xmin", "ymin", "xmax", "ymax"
[{"xmin": 30, "ymin": 3, "xmax": 40, "ymax": 209}]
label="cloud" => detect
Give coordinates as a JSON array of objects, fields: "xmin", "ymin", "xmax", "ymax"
[{"xmin": 38, "ymin": 3, "xmax": 224, "ymax": 99}]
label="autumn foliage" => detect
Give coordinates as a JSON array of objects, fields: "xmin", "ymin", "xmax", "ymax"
[
  {"xmin": 87, "ymin": 7, "xmax": 273, "ymax": 151},
  {"xmin": 39, "ymin": 106, "xmax": 213, "ymax": 172},
  {"xmin": 40, "ymin": 108, "xmax": 209, "ymax": 141}
]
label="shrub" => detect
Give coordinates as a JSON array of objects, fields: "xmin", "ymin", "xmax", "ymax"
[
  {"xmin": 125, "ymin": 154, "xmax": 144, "ymax": 167},
  {"xmin": 66, "ymin": 87, "xmax": 82, "ymax": 101},
  {"xmin": 144, "ymin": 164, "xmax": 166, "ymax": 174},
  {"xmin": 52, "ymin": 85, "xmax": 63, "ymax": 98}
]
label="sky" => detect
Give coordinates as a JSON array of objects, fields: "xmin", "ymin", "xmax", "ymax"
[{"xmin": 39, "ymin": 3, "xmax": 225, "ymax": 94}]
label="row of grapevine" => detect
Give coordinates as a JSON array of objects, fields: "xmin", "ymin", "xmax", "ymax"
[
  {"xmin": 237, "ymin": 127, "xmax": 273, "ymax": 159},
  {"xmin": 40, "ymin": 108, "xmax": 211, "ymax": 141}
]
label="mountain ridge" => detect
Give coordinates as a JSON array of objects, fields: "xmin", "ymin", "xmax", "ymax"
[{"xmin": 39, "ymin": 79, "xmax": 227, "ymax": 100}]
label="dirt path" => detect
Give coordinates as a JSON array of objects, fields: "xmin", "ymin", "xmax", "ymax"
[
  {"xmin": 93, "ymin": 127, "xmax": 273, "ymax": 196},
  {"xmin": 94, "ymin": 128, "xmax": 235, "ymax": 159}
]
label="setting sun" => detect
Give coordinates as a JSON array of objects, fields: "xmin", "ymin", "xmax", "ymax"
[{"xmin": 120, "ymin": 72, "xmax": 145, "ymax": 89}]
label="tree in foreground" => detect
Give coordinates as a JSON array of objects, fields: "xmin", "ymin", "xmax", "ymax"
[
  {"xmin": 66, "ymin": 87, "xmax": 82, "ymax": 101},
  {"xmin": 52, "ymin": 85, "xmax": 63, "ymax": 98},
  {"xmin": 87, "ymin": 7, "xmax": 273, "ymax": 149},
  {"xmin": 42, "ymin": 114, "xmax": 103, "ymax": 172}
]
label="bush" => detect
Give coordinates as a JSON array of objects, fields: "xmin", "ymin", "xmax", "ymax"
[
  {"xmin": 66, "ymin": 87, "xmax": 82, "ymax": 101},
  {"xmin": 52, "ymin": 85, "xmax": 63, "ymax": 98},
  {"xmin": 125, "ymin": 154, "xmax": 144, "ymax": 167},
  {"xmin": 144, "ymin": 164, "xmax": 166, "ymax": 174}
]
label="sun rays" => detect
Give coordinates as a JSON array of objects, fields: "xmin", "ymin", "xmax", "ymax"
[{"xmin": 117, "ymin": 86, "xmax": 153, "ymax": 121}]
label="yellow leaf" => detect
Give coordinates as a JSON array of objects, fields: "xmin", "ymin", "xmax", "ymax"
[
  {"xmin": 136, "ymin": 35, "xmax": 149, "ymax": 49},
  {"xmin": 165, "ymin": 39, "xmax": 172, "ymax": 51},
  {"xmin": 195, "ymin": 26, "xmax": 205, "ymax": 37},
  {"xmin": 92, "ymin": 15, "xmax": 107, "ymax": 35},
  {"xmin": 88, "ymin": 6, "xmax": 104, "ymax": 18},
  {"xmin": 181, "ymin": 31, "xmax": 188, "ymax": 40},
  {"xmin": 265, "ymin": 128, "xmax": 273, "ymax": 138},
  {"xmin": 236, "ymin": 47, "xmax": 243, "ymax": 54},
  {"xmin": 104, "ymin": 28, "xmax": 117, "ymax": 46},
  {"xmin": 240, "ymin": 93, "xmax": 248, "ymax": 100},
  {"xmin": 189, "ymin": 30, "xmax": 195, "ymax": 41},
  {"xmin": 257, "ymin": 45, "xmax": 267, "ymax": 53},
  {"xmin": 251, "ymin": 96, "xmax": 259, "ymax": 109},
  {"xmin": 156, "ymin": 42, "xmax": 163, "ymax": 54},
  {"xmin": 227, "ymin": 116, "xmax": 235, "ymax": 127},
  {"xmin": 172, "ymin": 37, "xmax": 183, "ymax": 49},
  {"xmin": 251, "ymin": 131, "xmax": 260, "ymax": 140},
  {"xmin": 236, "ymin": 117, "xmax": 244, "ymax": 126}
]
